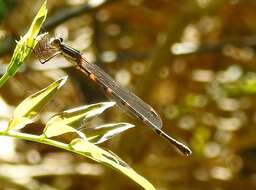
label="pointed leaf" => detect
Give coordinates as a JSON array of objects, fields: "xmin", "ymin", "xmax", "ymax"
[
  {"xmin": 0, "ymin": 1, "xmax": 47, "ymax": 87},
  {"xmin": 27, "ymin": 1, "xmax": 48, "ymax": 37},
  {"xmin": 70, "ymin": 138, "xmax": 156, "ymax": 190},
  {"xmin": 86, "ymin": 123, "xmax": 134, "ymax": 144},
  {"xmin": 14, "ymin": 76, "xmax": 67, "ymax": 119},
  {"xmin": 43, "ymin": 102, "xmax": 115, "ymax": 138},
  {"xmin": 45, "ymin": 102, "xmax": 115, "ymax": 130},
  {"xmin": 44, "ymin": 120, "xmax": 86, "ymax": 139},
  {"xmin": 7, "ymin": 117, "xmax": 33, "ymax": 130},
  {"xmin": 8, "ymin": 76, "xmax": 67, "ymax": 130}
]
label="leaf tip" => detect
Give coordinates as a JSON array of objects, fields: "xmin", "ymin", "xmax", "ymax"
[
  {"xmin": 104, "ymin": 101, "xmax": 116, "ymax": 108},
  {"xmin": 57, "ymin": 76, "xmax": 68, "ymax": 88}
]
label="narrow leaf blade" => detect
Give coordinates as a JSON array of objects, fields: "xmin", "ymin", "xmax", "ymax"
[
  {"xmin": 7, "ymin": 117, "xmax": 33, "ymax": 130},
  {"xmin": 86, "ymin": 123, "xmax": 134, "ymax": 144},
  {"xmin": 43, "ymin": 102, "xmax": 115, "ymax": 138},
  {"xmin": 70, "ymin": 138, "xmax": 156, "ymax": 190},
  {"xmin": 44, "ymin": 121, "xmax": 86, "ymax": 139},
  {"xmin": 8, "ymin": 76, "xmax": 67, "ymax": 130},
  {"xmin": 0, "ymin": 0, "xmax": 47, "ymax": 87},
  {"xmin": 46, "ymin": 102, "xmax": 115, "ymax": 129}
]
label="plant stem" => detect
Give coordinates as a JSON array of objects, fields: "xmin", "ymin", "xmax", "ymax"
[
  {"xmin": 0, "ymin": 131, "xmax": 71, "ymax": 152},
  {"xmin": 0, "ymin": 130, "xmax": 95, "ymax": 161}
]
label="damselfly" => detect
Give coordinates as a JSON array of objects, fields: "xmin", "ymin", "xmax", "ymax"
[{"xmin": 33, "ymin": 36, "xmax": 192, "ymax": 156}]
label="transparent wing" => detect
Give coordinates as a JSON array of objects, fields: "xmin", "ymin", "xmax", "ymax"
[{"xmin": 78, "ymin": 57, "xmax": 163, "ymax": 130}]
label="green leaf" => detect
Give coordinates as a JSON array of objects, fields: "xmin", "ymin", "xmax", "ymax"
[
  {"xmin": 47, "ymin": 102, "xmax": 115, "ymax": 129},
  {"xmin": 43, "ymin": 102, "xmax": 115, "ymax": 138},
  {"xmin": 7, "ymin": 117, "xmax": 33, "ymax": 131},
  {"xmin": 0, "ymin": 0, "xmax": 47, "ymax": 87},
  {"xmin": 44, "ymin": 121, "xmax": 86, "ymax": 139},
  {"xmin": 28, "ymin": 2, "xmax": 48, "ymax": 37},
  {"xmin": 70, "ymin": 138, "xmax": 156, "ymax": 190},
  {"xmin": 8, "ymin": 76, "xmax": 67, "ymax": 130},
  {"xmin": 86, "ymin": 123, "xmax": 134, "ymax": 144}
]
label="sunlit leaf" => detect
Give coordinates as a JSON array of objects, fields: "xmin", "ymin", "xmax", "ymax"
[
  {"xmin": 0, "ymin": 0, "xmax": 47, "ymax": 87},
  {"xmin": 45, "ymin": 102, "xmax": 115, "ymax": 130},
  {"xmin": 44, "ymin": 121, "xmax": 86, "ymax": 139},
  {"xmin": 43, "ymin": 102, "xmax": 115, "ymax": 138},
  {"xmin": 8, "ymin": 76, "xmax": 67, "ymax": 130},
  {"xmin": 70, "ymin": 138, "xmax": 156, "ymax": 190},
  {"xmin": 7, "ymin": 117, "xmax": 33, "ymax": 131},
  {"xmin": 28, "ymin": 1, "xmax": 48, "ymax": 37},
  {"xmin": 85, "ymin": 123, "xmax": 134, "ymax": 144}
]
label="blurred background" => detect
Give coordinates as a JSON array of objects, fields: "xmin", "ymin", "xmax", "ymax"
[{"xmin": 1, "ymin": 0, "xmax": 256, "ymax": 189}]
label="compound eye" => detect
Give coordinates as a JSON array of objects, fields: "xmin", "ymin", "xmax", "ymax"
[
  {"xmin": 53, "ymin": 38, "xmax": 61, "ymax": 44},
  {"xmin": 49, "ymin": 38, "xmax": 61, "ymax": 48}
]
